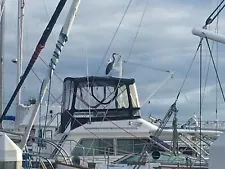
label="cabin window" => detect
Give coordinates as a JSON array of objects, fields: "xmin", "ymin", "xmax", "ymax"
[
  {"xmin": 129, "ymin": 84, "xmax": 140, "ymax": 108},
  {"xmin": 115, "ymin": 85, "xmax": 129, "ymax": 109},
  {"xmin": 74, "ymin": 84, "xmax": 129, "ymax": 110},
  {"xmin": 72, "ymin": 138, "xmax": 163, "ymax": 157},
  {"xmin": 117, "ymin": 138, "xmax": 148, "ymax": 155},
  {"xmin": 72, "ymin": 138, "xmax": 114, "ymax": 156},
  {"xmin": 63, "ymin": 80, "xmax": 74, "ymax": 110}
]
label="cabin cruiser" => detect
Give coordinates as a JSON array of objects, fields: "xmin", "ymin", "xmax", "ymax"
[{"xmin": 13, "ymin": 76, "xmax": 222, "ymax": 165}]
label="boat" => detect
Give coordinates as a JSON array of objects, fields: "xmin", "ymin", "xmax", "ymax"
[
  {"xmin": 0, "ymin": 1, "xmax": 225, "ymax": 169},
  {"xmin": 3, "ymin": 0, "xmax": 223, "ymax": 167}
]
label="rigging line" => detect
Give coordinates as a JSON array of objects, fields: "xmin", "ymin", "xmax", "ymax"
[
  {"xmin": 85, "ymin": 45, "xmax": 91, "ymax": 123},
  {"xmin": 203, "ymin": 0, "xmax": 221, "ymax": 102},
  {"xmin": 215, "ymin": 0, "xmax": 220, "ymax": 131},
  {"xmin": 199, "ymin": 38, "xmax": 202, "ymax": 167},
  {"xmin": 108, "ymin": 58, "xmax": 169, "ymax": 105},
  {"xmin": 201, "ymin": 54, "xmax": 210, "ymax": 104},
  {"xmin": 94, "ymin": 0, "xmax": 133, "ymax": 77},
  {"xmin": 38, "ymin": 61, "xmax": 149, "ymax": 148},
  {"xmin": 202, "ymin": 35, "xmax": 215, "ymax": 104},
  {"xmin": 43, "ymin": 71, "xmax": 52, "ymax": 138},
  {"xmin": 205, "ymin": 38, "xmax": 225, "ymax": 102},
  {"xmin": 57, "ymin": 96, "xmax": 150, "ymax": 154},
  {"xmin": 202, "ymin": 9, "xmax": 220, "ymax": 104},
  {"xmin": 104, "ymin": 116, "xmax": 149, "ymax": 143},
  {"xmin": 39, "ymin": 56, "xmax": 102, "ymax": 105},
  {"xmin": 204, "ymin": 0, "xmax": 225, "ymax": 27},
  {"xmin": 38, "ymin": 97, "xmax": 42, "ymax": 160},
  {"xmin": 84, "ymin": 109, "xmax": 111, "ymax": 157},
  {"xmin": 42, "ymin": 0, "xmax": 49, "ymax": 18},
  {"xmin": 39, "ymin": 56, "xmax": 63, "ymax": 82},
  {"xmin": 123, "ymin": 60, "xmax": 170, "ymax": 73},
  {"xmin": 175, "ymin": 38, "xmax": 203, "ymax": 101},
  {"xmin": 0, "ymin": 0, "xmax": 68, "ymax": 122},
  {"xmin": 31, "ymin": 69, "xmax": 59, "ymax": 104},
  {"xmin": 141, "ymin": 72, "xmax": 174, "ymax": 107},
  {"xmin": 50, "ymin": 93, "xmax": 62, "ymax": 105},
  {"xmin": 65, "ymin": 108, "xmax": 149, "ymax": 155},
  {"xmin": 0, "ymin": 0, "xmax": 6, "ymax": 23},
  {"xmin": 127, "ymin": 0, "xmax": 149, "ymax": 61}
]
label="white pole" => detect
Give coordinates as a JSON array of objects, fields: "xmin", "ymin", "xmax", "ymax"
[
  {"xmin": 15, "ymin": 0, "xmax": 25, "ymax": 127},
  {"xmin": 0, "ymin": 0, "xmax": 5, "ymax": 129},
  {"xmin": 192, "ymin": 28, "xmax": 225, "ymax": 44},
  {"xmin": 118, "ymin": 56, "xmax": 122, "ymax": 78},
  {"xmin": 19, "ymin": 0, "xmax": 81, "ymax": 150}
]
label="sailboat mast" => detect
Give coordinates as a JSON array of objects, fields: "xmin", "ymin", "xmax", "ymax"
[
  {"xmin": 15, "ymin": 0, "xmax": 24, "ymax": 127},
  {"xmin": 0, "ymin": 0, "xmax": 5, "ymax": 129},
  {"xmin": 19, "ymin": 0, "xmax": 81, "ymax": 150},
  {"xmin": 0, "ymin": 0, "xmax": 68, "ymax": 123}
]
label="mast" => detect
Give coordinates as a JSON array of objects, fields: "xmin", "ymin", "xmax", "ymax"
[
  {"xmin": 15, "ymin": 0, "xmax": 25, "ymax": 127},
  {"xmin": 19, "ymin": 0, "xmax": 81, "ymax": 150},
  {"xmin": 0, "ymin": 0, "xmax": 68, "ymax": 123},
  {"xmin": 0, "ymin": 0, "xmax": 5, "ymax": 129}
]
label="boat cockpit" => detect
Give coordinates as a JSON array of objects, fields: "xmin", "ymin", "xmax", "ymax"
[{"xmin": 59, "ymin": 76, "xmax": 141, "ymax": 133}]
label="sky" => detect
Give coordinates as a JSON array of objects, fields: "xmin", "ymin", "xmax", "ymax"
[{"xmin": 2, "ymin": 0, "xmax": 225, "ymax": 124}]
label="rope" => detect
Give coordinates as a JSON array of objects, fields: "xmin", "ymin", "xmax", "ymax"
[
  {"xmin": 201, "ymin": 47, "xmax": 211, "ymax": 104},
  {"xmin": 39, "ymin": 57, "xmax": 63, "ymax": 82},
  {"xmin": 31, "ymin": 68, "xmax": 59, "ymax": 104},
  {"xmin": 175, "ymin": 38, "xmax": 203, "ymax": 101},
  {"xmin": 215, "ymin": 0, "xmax": 220, "ymax": 132},
  {"xmin": 31, "ymin": 71, "xmax": 150, "ymax": 155},
  {"xmin": 94, "ymin": 0, "xmax": 133, "ymax": 76},
  {"xmin": 205, "ymin": 38, "xmax": 225, "ymax": 102},
  {"xmin": 54, "ymin": 89, "xmax": 151, "ymax": 155},
  {"xmin": 38, "ymin": 93, "xmax": 42, "ymax": 168},
  {"xmin": 123, "ymin": 60, "xmax": 170, "ymax": 73},
  {"xmin": 0, "ymin": 0, "xmax": 6, "ymax": 22},
  {"xmin": 204, "ymin": 0, "xmax": 225, "ymax": 27},
  {"xmin": 127, "ymin": 0, "xmax": 149, "ymax": 61},
  {"xmin": 199, "ymin": 38, "xmax": 203, "ymax": 167},
  {"xmin": 43, "ymin": 73, "xmax": 53, "ymax": 138}
]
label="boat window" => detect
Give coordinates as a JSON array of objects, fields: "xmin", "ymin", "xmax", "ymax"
[
  {"xmin": 63, "ymin": 80, "xmax": 74, "ymax": 110},
  {"xmin": 129, "ymin": 84, "xmax": 140, "ymax": 108},
  {"xmin": 117, "ymin": 138, "xmax": 148, "ymax": 154},
  {"xmin": 74, "ymin": 84, "xmax": 129, "ymax": 110},
  {"xmin": 72, "ymin": 138, "xmax": 162, "ymax": 157},
  {"xmin": 38, "ymin": 129, "xmax": 43, "ymax": 138},
  {"xmin": 115, "ymin": 85, "xmax": 129, "ymax": 109},
  {"xmin": 117, "ymin": 138, "xmax": 148, "ymax": 155},
  {"xmin": 72, "ymin": 138, "xmax": 114, "ymax": 156}
]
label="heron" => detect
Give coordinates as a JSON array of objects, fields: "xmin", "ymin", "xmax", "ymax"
[{"xmin": 105, "ymin": 53, "xmax": 119, "ymax": 75}]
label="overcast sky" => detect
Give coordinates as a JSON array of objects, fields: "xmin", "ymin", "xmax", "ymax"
[{"xmin": 3, "ymin": 0, "xmax": 225, "ymax": 123}]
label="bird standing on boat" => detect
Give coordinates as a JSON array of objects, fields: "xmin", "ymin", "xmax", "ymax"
[{"xmin": 105, "ymin": 53, "xmax": 119, "ymax": 75}]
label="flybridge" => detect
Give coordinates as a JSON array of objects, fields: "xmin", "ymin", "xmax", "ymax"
[{"xmin": 59, "ymin": 76, "xmax": 141, "ymax": 133}]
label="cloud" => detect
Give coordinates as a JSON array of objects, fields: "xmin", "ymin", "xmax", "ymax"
[{"xmin": 2, "ymin": 0, "xmax": 225, "ymax": 123}]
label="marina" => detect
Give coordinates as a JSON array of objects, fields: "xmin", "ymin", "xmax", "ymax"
[{"xmin": 0, "ymin": 0, "xmax": 225, "ymax": 168}]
